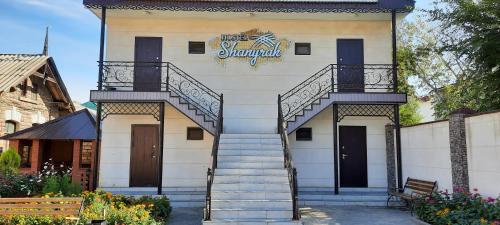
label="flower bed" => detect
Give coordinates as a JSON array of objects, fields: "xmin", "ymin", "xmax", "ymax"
[
  {"xmin": 0, "ymin": 191, "xmax": 171, "ymax": 225},
  {"xmin": 80, "ymin": 190, "xmax": 171, "ymax": 224},
  {"xmin": 415, "ymin": 189, "xmax": 500, "ymax": 225}
]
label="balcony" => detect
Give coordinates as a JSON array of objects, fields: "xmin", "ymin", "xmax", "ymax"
[
  {"xmin": 90, "ymin": 61, "xmax": 221, "ymax": 122},
  {"xmin": 279, "ymin": 64, "xmax": 406, "ymax": 123}
]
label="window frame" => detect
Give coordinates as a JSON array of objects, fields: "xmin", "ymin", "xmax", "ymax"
[
  {"xmin": 188, "ymin": 41, "xmax": 206, "ymax": 54},
  {"xmin": 294, "ymin": 43, "xmax": 311, "ymax": 55},
  {"xmin": 4, "ymin": 120, "xmax": 17, "ymax": 135},
  {"xmin": 296, "ymin": 127, "xmax": 313, "ymax": 141},
  {"xmin": 187, "ymin": 127, "xmax": 204, "ymax": 140}
]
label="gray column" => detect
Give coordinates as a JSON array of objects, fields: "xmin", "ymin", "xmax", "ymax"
[
  {"xmin": 385, "ymin": 124, "xmax": 397, "ymax": 191},
  {"xmin": 449, "ymin": 112, "xmax": 469, "ymax": 192}
]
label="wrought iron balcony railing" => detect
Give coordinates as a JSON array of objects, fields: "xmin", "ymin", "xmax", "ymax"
[
  {"xmin": 99, "ymin": 61, "xmax": 221, "ymax": 121},
  {"xmin": 280, "ymin": 64, "xmax": 395, "ymax": 121}
]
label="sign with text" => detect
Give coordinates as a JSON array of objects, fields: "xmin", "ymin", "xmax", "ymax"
[{"xmin": 210, "ymin": 29, "xmax": 289, "ymax": 66}]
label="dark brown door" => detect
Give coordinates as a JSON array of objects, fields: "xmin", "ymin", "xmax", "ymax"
[
  {"xmin": 339, "ymin": 126, "xmax": 368, "ymax": 187},
  {"xmin": 134, "ymin": 37, "xmax": 162, "ymax": 91},
  {"xmin": 337, "ymin": 39, "xmax": 364, "ymax": 92},
  {"xmin": 130, "ymin": 124, "xmax": 159, "ymax": 187}
]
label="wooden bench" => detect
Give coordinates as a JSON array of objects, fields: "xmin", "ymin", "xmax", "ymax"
[
  {"xmin": 387, "ymin": 177, "xmax": 437, "ymax": 214},
  {"xmin": 0, "ymin": 197, "xmax": 83, "ymax": 222}
]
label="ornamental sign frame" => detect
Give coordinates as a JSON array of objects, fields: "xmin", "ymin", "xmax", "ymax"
[{"xmin": 209, "ymin": 29, "xmax": 290, "ymax": 66}]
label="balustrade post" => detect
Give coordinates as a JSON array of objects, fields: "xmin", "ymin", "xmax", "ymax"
[
  {"xmin": 330, "ymin": 64, "xmax": 335, "ymax": 92},
  {"xmin": 166, "ymin": 63, "xmax": 170, "ymax": 92},
  {"xmin": 277, "ymin": 94, "xmax": 282, "ymax": 133}
]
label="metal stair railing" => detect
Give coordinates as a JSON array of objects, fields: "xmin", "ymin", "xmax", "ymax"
[
  {"xmin": 280, "ymin": 64, "xmax": 394, "ymax": 122},
  {"xmin": 204, "ymin": 94, "xmax": 223, "ymax": 221},
  {"xmin": 278, "ymin": 94, "xmax": 300, "ymax": 220},
  {"xmin": 99, "ymin": 61, "xmax": 221, "ymax": 122}
]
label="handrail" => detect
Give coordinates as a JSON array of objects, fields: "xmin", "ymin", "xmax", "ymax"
[
  {"xmin": 99, "ymin": 61, "xmax": 221, "ymax": 121},
  {"xmin": 280, "ymin": 64, "xmax": 394, "ymax": 121},
  {"xmin": 277, "ymin": 94, "xmax": 300, "ymax": 220},
  {"xmin": 204, "ymin": 94, "xmax": 223, "ymax": 221}
]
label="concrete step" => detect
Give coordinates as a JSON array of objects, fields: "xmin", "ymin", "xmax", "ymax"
[
  {"xmin": 212, "ymin": 191, "xmax": 291, "ymax": 200},
  {"xmin": 212, "ymin": 199, "xmax": 292, "ymax": 209},
  {"xmin": 218, "ymin": 150, "xmax": 283, "ymax": 156},
  {"xmin": 212, "ymin": 183, "xmax": 290, "ymax": 192},
  {"xmin": 221, "ymin": 134, "xmax": 281, "ymax": 139},
  {"xmin": 203, "ymin": 219, "xmax": 301, "ymax": 225},
  {"xmin": 214, "ymin": 175, "xmax": 289, "ymax": 184},
  {"xmin": 218, "ymin": 155, "xmax": 284, "ymax": 162},
  {"xmin": 299, "ymin": 193, "xmax": 387, "ymax": 201},
  {"xmin": 298, "ymin": 189, "xmax": 389, "ymax": 207},
  {"xmin": 218, "ymin": 162, "xmax": 283, "ymax": 169},
  {"xmin": 212, "ymin": 209, "xmax": 292, "ymax": 220},
  {"xmin": 219, "ymin": 144, "xmax": 282, "ymax": 150},
  {"xmin": 216, "ymin": 169, "xmax": 287, "ymax": 176},
  {"xmin": 220, "ymin": 138, "xmax": 282, "ymax": 144}
]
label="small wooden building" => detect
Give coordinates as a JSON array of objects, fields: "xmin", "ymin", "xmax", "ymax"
[{"xmin": 0, "ymin": 109, "xmax": 96, "ymax": 190}]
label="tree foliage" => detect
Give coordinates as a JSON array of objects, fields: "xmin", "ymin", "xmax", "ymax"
[
  {"xmin": 0, "ymin": 148, "xmax": 21, "ymax": 175},
  {"xmin": 397, "ymin": 0, "xmax": 500, "ymax": 119}
]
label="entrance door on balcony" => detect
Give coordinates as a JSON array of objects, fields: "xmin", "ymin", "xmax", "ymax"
[
  {"xmin": 130, "ymin": 124, "xmax": 159, "ymax": 187},
  {"xmin": 339, "ymin": 126, "xmax": 368, "ymax": 187},
  {"xmin": 134, "ymin": 37, "xmax": 162, "ymax": 91},
  {"xmin": 337, "ymin": 39, "xmax": 364, "ymax": 92}
]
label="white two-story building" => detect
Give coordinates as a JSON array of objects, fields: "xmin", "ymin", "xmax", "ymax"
[{"xmin": 85, "ymin": 0, "xmax": 413, "ymax": 223}]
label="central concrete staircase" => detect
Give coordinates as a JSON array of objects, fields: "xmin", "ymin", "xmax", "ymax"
[{"xmin": 203, "ymin": 134, "xmax": 301, "ymax": 225}]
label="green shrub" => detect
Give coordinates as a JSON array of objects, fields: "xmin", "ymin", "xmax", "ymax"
[
  {"xmin": 416, "ymin": 189, "xmax": 500, "ymax": 225},
  {"xmin": 0, "ymin": 148, "xmax": 21, "ymax": 175},
  {"xmin": 41, "ymin": 174, "xmax": 82, "ymax": 196},
  {"xmin": 0, "ymin": 172, "xmax": 41, "ymax": 197}
]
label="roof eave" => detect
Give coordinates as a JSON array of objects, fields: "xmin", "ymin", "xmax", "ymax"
[{"xmin": 83, "ymin": 0, "xmax": 415, "ymax": 14}]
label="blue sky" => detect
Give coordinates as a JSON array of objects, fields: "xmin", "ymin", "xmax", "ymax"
[{"xmin": 0, "ymin": 0, "xmax": 433, "ymax": 102}]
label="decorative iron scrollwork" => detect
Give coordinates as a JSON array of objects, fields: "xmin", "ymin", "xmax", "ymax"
[
  {"xmin": 99, "ymin": 61, "xmax": 221, "ymax": 122},
  {"xmin": 337, "ymin": 104, "xmax": 395, "ymax": 122},
  {"xmin": 279, "ymin": 64, "xmax": 395, "ymax": 121},
  {"xmin": 101, "ymin": 102, "xmax": 161, "ymax": 121}
]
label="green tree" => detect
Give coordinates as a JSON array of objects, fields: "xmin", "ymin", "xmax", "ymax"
[
  {"xmin": 0, "ymin": 148, "xmax": 21, "ymax": 175},
  {"xmin": 397, "ymin": 30, "xmax": 423, "ymax": 125},
  {"xmin": 427, "ymin": 0, "xmax": 500, "ymax": 115}
]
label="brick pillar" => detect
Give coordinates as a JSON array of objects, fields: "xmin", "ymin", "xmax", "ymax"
[
  {"xmin": 8, "ymin": 140, "xmax": 19, "ymax": 151},
  {"xmin": 31, "ymin": 140, "xmax": 42, "ymax": 173},
  {"xmin": 449, "ymin": 112, "xmax": 470, "ymax": 192},
  {"xmin": 72, "ymin": 140, "xmax": 81, "ymax": 184},
  {"xmin": 385, "ymin": 124, "xmax": 397, "ymax": 191},
  {"xmin": 89, "ymin": 140, "xmax": 96, "ymax": 190}
]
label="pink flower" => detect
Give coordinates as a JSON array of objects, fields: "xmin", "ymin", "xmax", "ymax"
[{"xmin": 486, "ymin": 197, "xmax": 495, "ymax": 203}]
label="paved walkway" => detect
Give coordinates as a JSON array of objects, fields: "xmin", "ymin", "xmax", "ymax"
[
  {"xmin": 167, "ymin": 206, "xmax": 420, "ymax": 225},
  {"xmin": 300, "ymin": 206, "xmax": 421, "ymax": 225}
]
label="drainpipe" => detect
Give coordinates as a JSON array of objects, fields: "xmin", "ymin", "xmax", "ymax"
[
  {"xmin": 391, "ymin": 10, "xmax": 403, "ymax": 190},
  {"xmin": 93, "ymin": 6, "xmax": 106, "ymax": 191}
]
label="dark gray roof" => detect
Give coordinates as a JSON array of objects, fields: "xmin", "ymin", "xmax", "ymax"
[
  {"xmin": 0, "ymin": 109, "xmax": 96, "ymax": 140},
  {"xmin": 84, "ymin": 0, "xmax": 415, "ymax": 13}
]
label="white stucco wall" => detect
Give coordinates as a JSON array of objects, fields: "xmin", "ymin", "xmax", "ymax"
[
  {"xmin": 401, "ymin": 112, "xmax": 500, "ymax": 197},
  {"xmin": 99, "ymin": 104, "xmax": 212, "ymax": 188},
  {"xmin": 289, "ymin": 106, "xmax": 389, "ymax": 188},
  {"xmin": 401, "ymin": 121, "xmax": 453, "ymax": 192},
  {"xmin": 465, "ymin": 112, "xmax": 500, "ymax": 197},
  {"xmin": 105, "ymin": 17, "xmax": 392, "ymax": 133}
]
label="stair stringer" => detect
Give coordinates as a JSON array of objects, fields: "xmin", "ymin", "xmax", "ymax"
[
  {"xmin": 164, "ymin": 91, "xmax": 217, "ymax": 135},
  {"xmin": 286, "ymin": 92, "xmax": 335, "ymax": 134}
]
